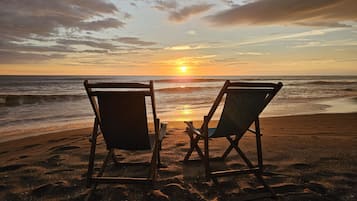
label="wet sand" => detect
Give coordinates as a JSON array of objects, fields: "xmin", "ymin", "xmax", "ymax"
[{"xmin": 0, "ymin": 113, "xmax": 356, "ymax": 201}]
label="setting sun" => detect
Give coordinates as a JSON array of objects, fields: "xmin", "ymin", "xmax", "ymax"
[{"xmin": 180, "ymin": 66, "xmax": 188, "ymax": 73}]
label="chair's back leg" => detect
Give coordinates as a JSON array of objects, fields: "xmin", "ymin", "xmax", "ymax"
[
  {"xmin": 255, "ymin": 119, "xmax": 263, "ymax": 170},
  {"xmin": 203, "ymin": 116, "xmax": 210, "ymax": 181},
  {"xmin": 150, "ymin": 142, "xmax": 158, "ymax": 183},
  {"xmin": 97, "ymin": 149, "xmax": 113, "ymax": 177},
  {"xmin": 87, "ymin": 118, "xmax": 99, "ymax": 187}
]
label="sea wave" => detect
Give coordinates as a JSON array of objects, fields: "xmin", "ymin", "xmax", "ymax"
[
  {"xmin": 292, "ymin": 81, "xmax": 357, "ymax": 86},
  {"xmin": 155, "ymin": 78, "xmax": 226, "ymax": 83},
  {"xmin": 156, "ymin": 86, "xmax": 219, "ymax": 93},
  {"xmin": 0, "ymin": 94, "xmax": 86, "ymax": 107}
]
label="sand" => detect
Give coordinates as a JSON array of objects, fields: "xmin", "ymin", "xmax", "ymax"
[{"xmin": 0, "ymin": 113, "xmax": 356, "ymax": 201}]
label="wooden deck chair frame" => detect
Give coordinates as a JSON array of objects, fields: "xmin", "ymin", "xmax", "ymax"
[
  {"xmin": 184, "ymin": 80, "xmax": 282, "ymax": 196},
  {"xmin": 84, "ymin": 80, "xmax": 167, "ymax": 189}
]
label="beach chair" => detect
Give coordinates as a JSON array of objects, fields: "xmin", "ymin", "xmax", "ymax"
[
  {"xmin": 184, "ymin": 80, "xmax": 282, "ymax": 195},
  {"xmin": 84, "ymin": 80, "xmax": 167, "ymax": 188}
]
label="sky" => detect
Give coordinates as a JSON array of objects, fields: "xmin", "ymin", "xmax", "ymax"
[{"xmin": 0, "ymin": 0, "xmax": 357, "ymax": 76}]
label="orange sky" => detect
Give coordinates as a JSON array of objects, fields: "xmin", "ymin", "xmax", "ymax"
[{"xmin": 1, "ymin": 0, "xmax": 357, "ymax": 76}]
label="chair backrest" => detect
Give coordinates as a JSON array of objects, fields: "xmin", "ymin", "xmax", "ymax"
[
  {"xmin": 204, "ymin": 81, "xmax": 282, "ymax": 138},
  {"xmin": 84, "ymin": 80, "xmax": 158, "ymax": 150}
]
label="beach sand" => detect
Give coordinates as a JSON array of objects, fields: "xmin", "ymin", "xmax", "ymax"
[{"xmin": 0, "ymin": 113, "xmax": 356, "ymax": 201}]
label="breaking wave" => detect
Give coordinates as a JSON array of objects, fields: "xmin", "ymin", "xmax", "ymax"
[{"xmin": 0, "ymin": 94, "xmax": 86, "ymax": 107}]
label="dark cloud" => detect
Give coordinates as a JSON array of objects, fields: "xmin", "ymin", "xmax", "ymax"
[
  {"xmin": 220, "ymin": 0, "xmax": 241, "ymax": 7},
  {"xmin": 56, "ymin": 39, "xmax": 118, "ymax": 51},
  {"xmin": 154, "ymin": 0, "xmax": 178, "ymax": 11},
  {"xmin": 0, "ymin": 50, "xmax": 64, "ymax": 64},
  {"xmin": 0, "ymin": 0, "xmax": 122, "ymax": 39},
  {"xmin": 169, "ymin": 4, "xmax": 214, "ymax": 22},
  {"xmin": 206, "ymin": 0, "xmax": 357, "ymax": 27},
  {"xmin": 152, "ymin": 1, "xmax": 213, "ymax": 22},
  {"xmin": 0, "ymin": 0, "xmax": 126, "ymax": 64},
  {"xmin": 77, "ymin": 18, "xmax": 125, "ymax": 31},
  {"xmin": 1, "ymin": 42, "xmax": 75, "ymax": 53},
  {"xmin": 115, "ymin": 37, "xmax": 157, "ymax": 46}
]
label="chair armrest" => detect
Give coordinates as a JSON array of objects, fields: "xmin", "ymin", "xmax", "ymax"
[
  {"xmin": 184, "ymin": 121, "xmax": 205, "ymax": 138},
  {"xmin": 159, "ymin": 122, "xmax": 167, "ymax": 141}
]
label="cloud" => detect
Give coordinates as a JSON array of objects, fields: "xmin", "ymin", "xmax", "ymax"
[
  {"xmin": 237, "ymin": 52, "xmax": 266, "ymax": 56},
  {"xmin": 0, "ymin": 0, "xmax": 123, "ymax": 39},
  {"xmin": 115, "ymin": 37, "xmax": 157, "ymax": 46},
  {"xmin": 0, "ymin": 50, "xmax": 64, "ymax": 64},
  {"xmin": 152, "ymin": 1, "xmax": 213, "ymax": 22},
  {"xmin": 161, "ymin": 55, "xmax": 217, "ymax": 66},
  {"xmin": 186, "ymin": 30, "xmax": 197, "ymax": 35},
  {"xmin": 293, "ymin": 40, "xmax": 357, "ymax": 48},
  {"xmin": 165, "ymin": 43, "xmax": 210, "ymax": 50},
  {"xmin": 78, "ymin": 18, "xmax": 125, "ymax": 30},
  {"xmin": 0, "ymin": 40, "xmax": 74, "ymax": 53},
  {"xmin": 154, "ymin": 0, "xmax": 178, "ymax": 11},
  {"xmin": 169, "ymin": 4, "xmax": 214, "ymax": 22},
  {"xmin": 57, "ymin": 39, "xmax": 118, "ymax": 51},
  {"xmin": 235, "ymin": 28, "xmax": 346, "ymax": 46},
  {"xmin": 206, "ymin": 0, "xmax": 357, "ymax": 27},
  {"xmin": 0, "ymin": 0, "xmax": 128, "ymax": 64}
]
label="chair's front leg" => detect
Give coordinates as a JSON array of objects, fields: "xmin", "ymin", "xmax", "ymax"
[
  {"xmin": 203, "ymin": 116, "xmax": 210, "ymax": 181},
  {"xmin": 184, "ymin": 122, "xmax": 205, "ymax": 161},
  {"xmin": 87, "ymin": 118, "xmax": 99, "ymax": 187},
  {"xmin": 184, "ymin": 135, "xmax": 205, "ymax": 161},
  {"xmin": 150, "ymin": 142, "xmax": 159, "ymax": 182},
  {"xmin": 222, "ymin": 135, "xmax": 242, "ymax": 160},
  {"xmin": 158, "ymin": 122, "xmax": 167, "ymax": 167},
  {"xmin": 221, "ymin": 136, "xmax": 235, "ymax": 160},
  {"xmin": 255, "ymin": 119, "xmax": 263, "ymax": 170},
  {"xmin": 111, "ymin": 149, "xmax": 120, "ymax": 166}
]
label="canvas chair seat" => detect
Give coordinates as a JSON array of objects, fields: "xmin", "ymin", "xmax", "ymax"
[{"xmin": 184, "ymin": 80, "xmax": 282, "ymax": 198}]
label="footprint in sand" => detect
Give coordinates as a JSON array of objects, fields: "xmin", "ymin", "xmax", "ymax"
[
  {"xmin": 23, "ymin": 143, "xmax": 40, "ymax": 149},
  {"xmin": 45, "ymin": 168, "xmax": 75, "ymax": 175},
  {"xmin": 31, "ymin": 181, "xmax": 74, "ymax": 197},
  {"xmin": 304, "ymin": 182, "xmax": 327, "ymax": 194},
  {"xmin": 37, "ymin": 155, "xmax": 63, "ymax": 167},
  {"xmin": 289, "ymin": 163, "xmax": 312, "ymax": 170},
  {"xmin": 0, "ymin": 184, "xmax": 10, "ymax": 192},
  {"xmin": 19, "ymin": 155, "xmax": 28, "ymax": 159},
  {"xmin": 0, "ymin": 164, "xmax": 27, "ymax": 172},
  {"xmin": 49, "ymin": 145, "xmax": 80, "ymax": 153},
  {"xmin": 270, "ymin": 183, "xmax": 306, "ymax": 194},
  {"xmin": 47, "ymin": 138, "xmax": 67, "ymax": 143},
  {"xmin": 319, "ymin": 156, "xmax": 339, "ymax": 161},
  {"xmin": 161, "ymin": 183, "xmax": 205, "ymax": 201}
]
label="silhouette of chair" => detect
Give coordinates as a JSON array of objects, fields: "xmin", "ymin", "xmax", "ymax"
[
  {"xmin": 84, "ymin": 80, "xmax": 167, "ymax": 189},
  {"xmin": 184, "ymin": 80, "xmax": 282, "ymax": 195}
]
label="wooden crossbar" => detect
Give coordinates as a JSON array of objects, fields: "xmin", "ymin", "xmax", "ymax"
[
  {"xmin": 85, "ymin": 82, "xmax": 150, "ymax": 88},
  {"xmin": 228, "ymin": 82, "xmax": 282, "ymax": 88},
  {"xmin": 91, "ymin": 176, "xmax": 152, "ymax": 184},
  {"xmin": 89, "ymin": 91, "xmax": 151, "ymax": 96},
  {"xmin": 225, "ymin": 88, "xmax": 275, "ymax": 93}
]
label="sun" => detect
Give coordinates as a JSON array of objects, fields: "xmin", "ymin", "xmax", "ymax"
[{"xmin": 179, "ymin": 66, "xmax": 188, "ymax": 73}]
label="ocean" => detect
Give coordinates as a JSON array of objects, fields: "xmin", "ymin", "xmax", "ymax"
[{"xmin": 1, "ymin": 75, "xmax": 357, "ymax": 142}]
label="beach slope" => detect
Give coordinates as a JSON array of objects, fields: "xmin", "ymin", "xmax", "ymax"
[{"xmin": 0, "ymin": 113, "xmax": 356, "ymax": 200}]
